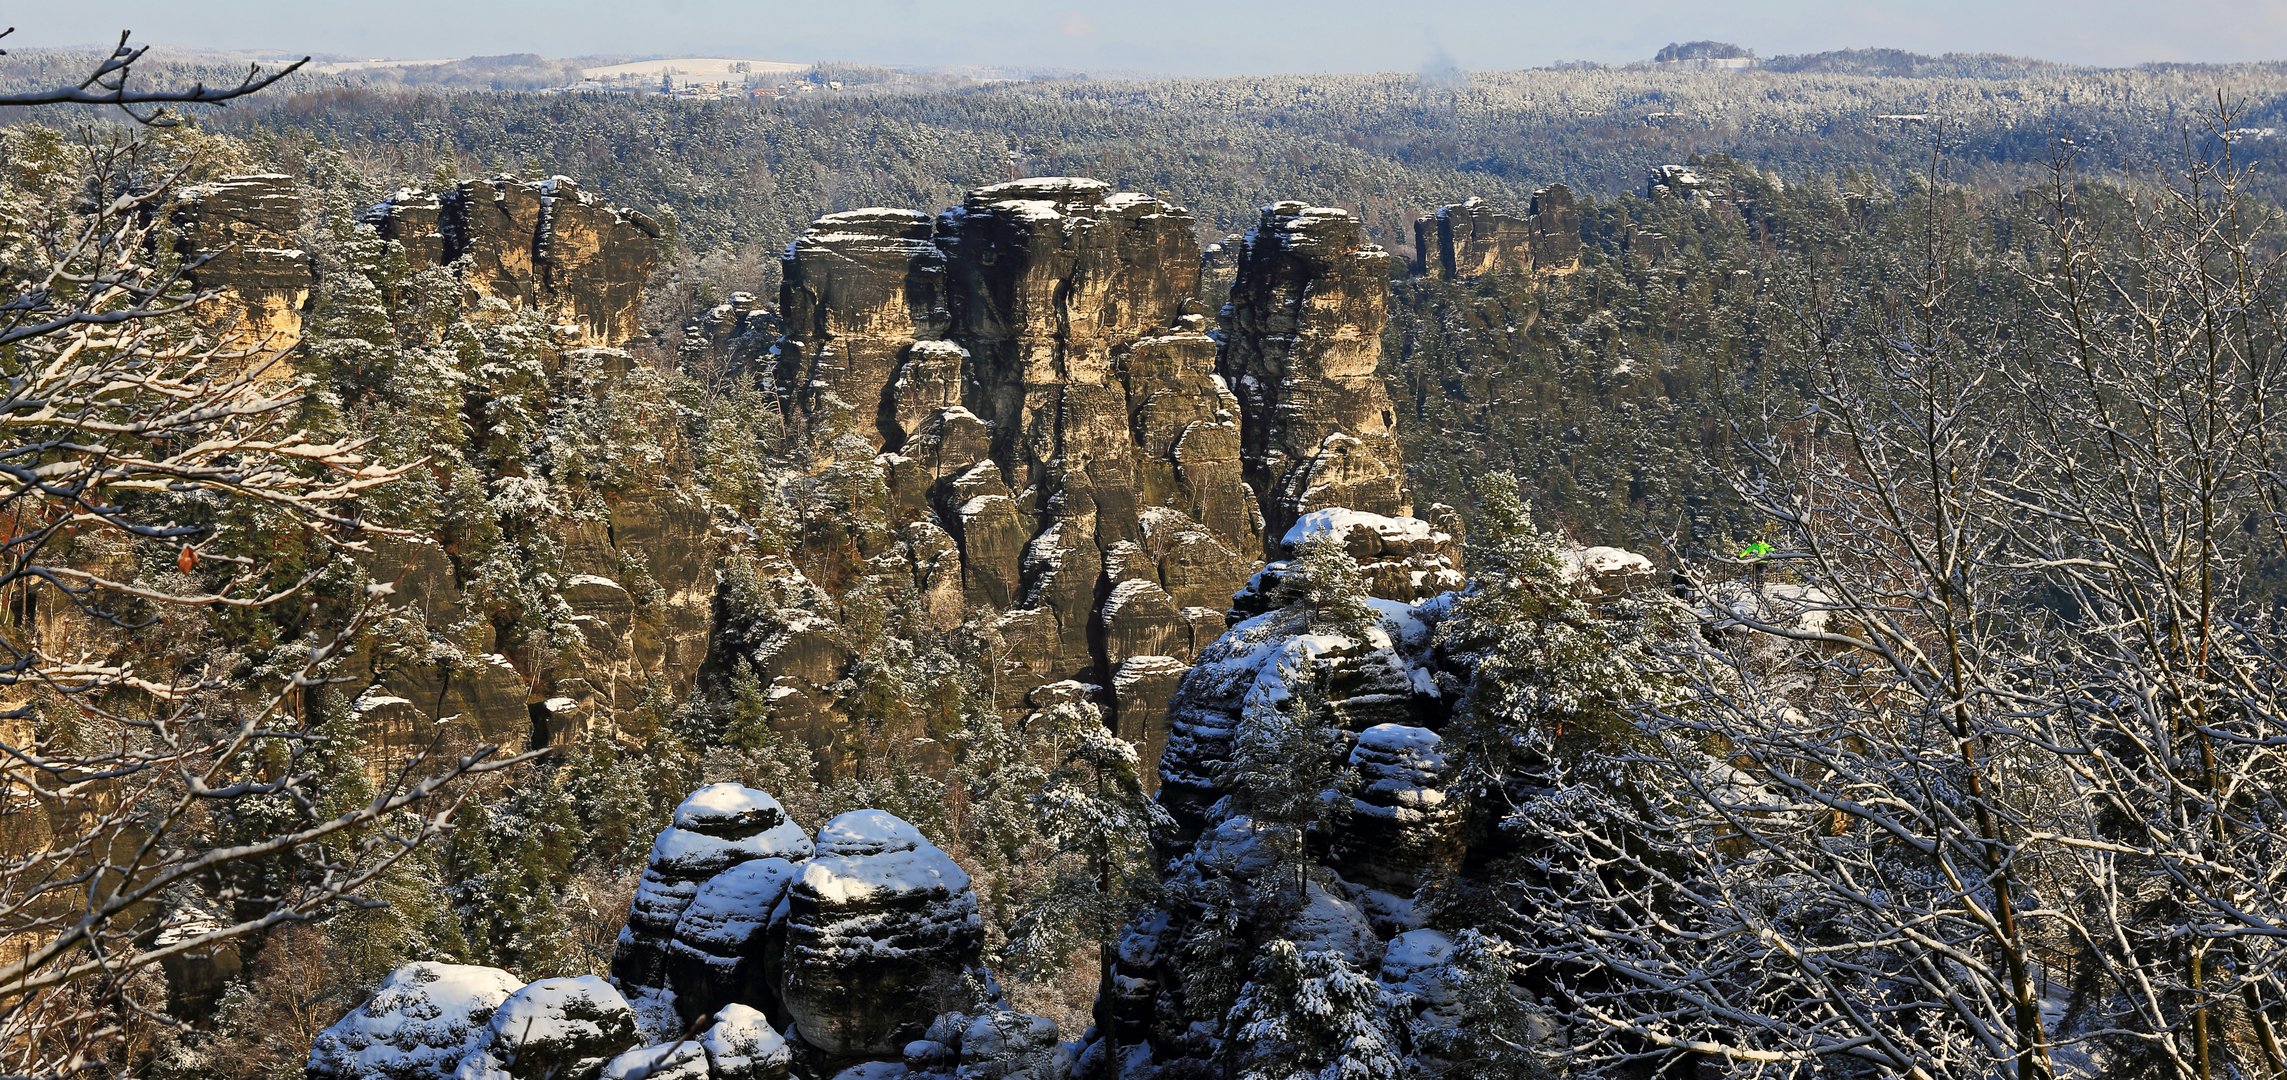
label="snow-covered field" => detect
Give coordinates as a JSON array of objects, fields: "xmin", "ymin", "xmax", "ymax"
[{"xmin": 579, "ymin": 58, "xmax": 808, "ymax": 82}]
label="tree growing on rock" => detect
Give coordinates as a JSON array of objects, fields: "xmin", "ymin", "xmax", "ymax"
[
  {"xmin": 0, "ymin": 47, "xmax": 516, "ymax": 1072},
  {"xmin": 1000, "ymin": 700, "xmax": 1170, "ymax": 988}
]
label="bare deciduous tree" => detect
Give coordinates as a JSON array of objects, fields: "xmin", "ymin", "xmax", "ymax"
[
  {"xmin": 1512, "ymin": 117, "xmax": 2287, "ymax": 1080},
  {"xmin": 0, "ymin": 46, "xmax": 520, "ymax": 1075}
]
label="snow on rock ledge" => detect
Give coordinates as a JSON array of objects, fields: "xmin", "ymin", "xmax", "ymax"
[
  {"xmin": 1236, "ymin": 507, "xmax": 1465, "ymax": 616},
  {"xmin": 780, "ymin": 810, "xmax": 984, "ymax": 1064},
  {"xmin": 601, "ymin": 1003, "xmax": 790, "ymax": 1080},
  {"xmin": 453, "ymin": 976, "xmax": 638, "ymax": 1080},
  {"xmin": 664, "ymin": 857, "xmax": 802, "ymax": 1029},
  {"xmin": 308, "ymin": 963, "xmax": 524, "ymax": 1080},
  {"xmin": 613, "ymin": 785, "xmax": 813, "ymax": 1035}
]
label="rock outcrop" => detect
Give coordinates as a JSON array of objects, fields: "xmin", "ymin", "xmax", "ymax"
[
  {"xmin": 306, "ymin": 963, "xmax": 528, "ymax": 1080},
  {"xmin": 1094, "ymin": 526, "xmax": 1662, "ymax": 1076},
  {"xmin": 367, "ymin": 175, "xmax": 661, "ymax": 347},
  {"xmin": 1648, "ymin": 164, "xmax": 1721, "ymax": 202},
  {"xmin": 171, "ymin": 169, "xmax": 1452, "ymax": 801},
  {"xmin": 322, "ymin": 788, "xmax": 1065, "ymax": 1080},
  {"xmin": 454, "ymin": 977, "xmax": 641, "ymax": 1080},
  {"xmin": 1217, "ymin": 203, "xmax": 1411, "ymax": 545},
  {"xmin": 1410, "ymin": 185, "xmax": 1581, "ymax": 280},
  {"xmin": 777, "ymin": 810, "xmax": 984, "ymax": 1068},
  {"xmin": 730, "ymin": 179, "xmax": 1287, "ymax": 764},
  {"xmin": 173, "ymin": 173, "xmax": 314, "ymax": 356},
  {"xmin": 612, "ymin": 785, "xmax": 815, "ymax": 1032},
  {"xmin": 598, "ymin": 792, "xmax": 1045, "ymax": 1080}
]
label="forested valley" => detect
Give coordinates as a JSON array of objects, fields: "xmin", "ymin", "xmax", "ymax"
[{"xmin": 2, "ymin": 41, "xmax": 2287, "ymax": 1079}]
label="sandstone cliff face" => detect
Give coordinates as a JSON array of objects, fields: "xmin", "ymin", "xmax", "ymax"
[
  {"xmin": 174, "ymin": 174, "xmax": 314, "ymax": 356},
  {"xmin": 741, "ymin": 179, "xmax": 1275, "ymax": 760},
  {"xmin": 1410, "ymin": 185, "xmax": 1581, "ymax": 280},
  {"xmin": 182, "ymin": 170, "xmax": 1437, "ymax": 788},
  {"xmin": 351, "ymin": 178, "xmax": 706, "ymax": 756},
  {"xmin": 368, "ymin": 176, "xmax": 662, "ymax": 347},
  {"xmin": 1218, "ymin": 203, "xmax": 1411, "ymax": 546},
  {"xmin": 157, "ymin": 174, "xmax": 697, "ymax": 763}
]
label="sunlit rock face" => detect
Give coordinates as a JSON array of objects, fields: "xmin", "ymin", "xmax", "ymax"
[
  {"xmin": 1410, "ymin": 185, "xmax": 1582, "ymax": 281},
  {"xmin": 366, "ymin": 174, "xmax": 661, "ymax": 347},
  {"xmin": 731, "ymin": 180, "xmax": 1466, "ymax": 777},
  {"xmin": 1217, "ymin": 202, "xmax": 1412, "ymax": 547},
  {"xmin": 739, "ymin": 179, "xmax": 1269, "ymax": 762},
  {"xmin": 174, "ymin": 173, "xmax": 315, "ymax": 357}
]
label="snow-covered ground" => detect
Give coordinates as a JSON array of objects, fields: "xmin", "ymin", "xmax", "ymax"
[{"xmin": 579, "ymin": 58, "xmax": 808, "ymax": 82}]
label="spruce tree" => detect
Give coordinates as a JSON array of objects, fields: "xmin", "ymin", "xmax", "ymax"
[
  {"xmin": 1226, "ymin": 940, "xmax": 1407, "ymax": 1080},
  {"xmin": 1001, "ymin": 701, "xmax": 1170, "ymax": 983}
]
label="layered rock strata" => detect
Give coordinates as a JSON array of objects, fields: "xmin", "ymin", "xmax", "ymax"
[
  {"xmin": 179, "ymin": 171, "xmax": 1440, "ymax": 788},
  {"xmin": 367, "ymin": 175, "xmax": 661, "ymax": 347},
  {"xmin": 604, "ymin": 793, "xmax": 1036, "ymax": 1080},
  {"xmin": 743, "ymin": 179, "xmax": 1287, "ymax": 760},
  {"xmin": 173, "ymin": 173, "xmax": 314, "ymax": 356},
  {"xmin": 777, "ymin": 810, "xmax": 984, "ymax": 1069},
  {"xmin": 1217, "ymin": 203, "xmax": 1412, "ymax": 545},
  {"xmin": 1410, "ymin": 185, "xmax": 1581, "ymax": 281},
  {"xmin": 611, "ymin": 784, "xmax": 815, "ymax": 1033}
]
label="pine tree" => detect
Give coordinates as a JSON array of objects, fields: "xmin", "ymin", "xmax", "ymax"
[
  {"xmin": 1001, "ymin": 701, "xmax": 1171, "ymax": 983},
  {"xmin": 955, "ymin": 703, "xmax": 1042, "ymax": 941},
  {"xmin": 1437, "ymin": 472, "xmax": 1685, "ymax": 788},
  {"xmin": 1275, "ymin": 533, "xmax": 1378, "ymax": 640},
  {"xmin": 1414, "ymin": 931, "xmax": 1554, "ymax": 1080},
  {"xmin": 1226, "ymin": 940, "xmax": 1407, "ymax": 1080},
  {"xmin": 1218, "ymin": 661, "xmax": 1352, "ymax": 909}
]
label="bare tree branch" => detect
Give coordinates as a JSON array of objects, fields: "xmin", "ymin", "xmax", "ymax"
[{"xmin": 0, "ymin": 28, "xmax": 307, "ymax": 126}]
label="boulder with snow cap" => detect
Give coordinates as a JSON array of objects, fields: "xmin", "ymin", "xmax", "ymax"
[
  {"xmin": 307, "ymin": 962, "xmax": 523, "ymax": 1080},
  {"xmin": 1377, "ymin": 927, "xmax": 1465, "ymax": 1068},
  {"xmin": 613, "ymin": 786, "xmax": 813, "ymax": 1012},
  {"xmin": 665, "ymin": 857, "xmax": 802, "ymax": 1028},
  {"xmin": 1232, "ymin": 508, "xmax": 1464, "ymax": 611},
  {"xmin": 600, "ymin": 1003, "xmax": 791, "ymax": 1080},
  {"xmin": 453, "ymin": 976, "xmax": 638, "ymax": 1080},
  {"xmin": 779, "ymin": 810, "xmax": 985, "ymax": 1066},
  {"xmin": 1284, "ymin": 880, "xmax": 1382, "ymax": 968},
  {"xmin": 827, "ymin": 1064, "xmax": 912, "ymax": 1080},
  {"xmin": 601, "ymin": 1040, "xmax": 710, "ymax": 1080},
  {"xmin": 701, "ymin": 1003, "xmax": 794, "ymax": 1079}
]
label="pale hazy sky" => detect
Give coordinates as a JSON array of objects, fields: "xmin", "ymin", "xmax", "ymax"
[{"xmin": 14, "ymin": 0, "xmax": 2287, "ymax": 74}]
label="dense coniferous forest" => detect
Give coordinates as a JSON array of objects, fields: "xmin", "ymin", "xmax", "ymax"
[{"xmin": 7, "ymin": 41, "xmax": 2287, "ymax": 1079}]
